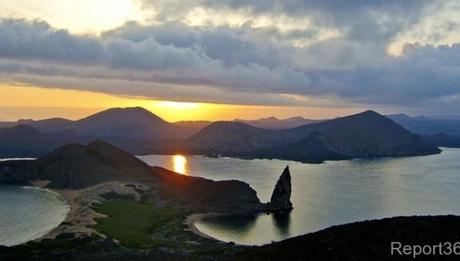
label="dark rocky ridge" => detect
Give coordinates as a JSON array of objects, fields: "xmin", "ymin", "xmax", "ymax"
[{"xmin": 237, "ymin": 215, "xmax": 460, "ymax": 261}]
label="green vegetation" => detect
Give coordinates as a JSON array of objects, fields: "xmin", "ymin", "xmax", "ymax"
[
  {"xmin": 92, "ymin": 199, "xmax": 186, "ymax": 249},
  {"xmin": 90, "ymin": 198, "xmax": 244, "ymax": 259},
  {"xmin": 1, "ymin": 198, "xmax": 245, "ymax": 259}
]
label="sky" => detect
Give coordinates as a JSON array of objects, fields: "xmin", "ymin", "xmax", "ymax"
[{"xmin": 1, "ymin": 0, "xmax": 460, "ymax": 121}]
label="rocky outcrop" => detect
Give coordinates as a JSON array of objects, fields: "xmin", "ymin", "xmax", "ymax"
[{"xmin": 268, "ymin": 166, "xmax": 293, "ymax": 211}]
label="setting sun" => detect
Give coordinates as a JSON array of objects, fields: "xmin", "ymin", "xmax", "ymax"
[{"xmin": 155, "ymin": 101, "xmax": 199, "ymax": 109}]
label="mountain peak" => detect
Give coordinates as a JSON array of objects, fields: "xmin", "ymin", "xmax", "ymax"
[
  {"xmin": 72, "ymin": 107, "xmax": 192, "ymax": 139},
  {"xmin": 85, "ymin": 107, "xmax": 164, "ymax": 121},
  {"xmin": 358, "ymin": 110, "xmax": 382, "ymax": 117},
  {"xmin": 31, "ymin": 140, "xmax": 154, "ymax": 188},
  {"xmin": 341, "ymin": 110, "xmax": 388, "ymax": 122}
]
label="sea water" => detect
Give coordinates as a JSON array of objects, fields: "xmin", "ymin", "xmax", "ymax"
[{"xmin": 139, "ymin": 148, "xmax": 460, "ymax": 245}]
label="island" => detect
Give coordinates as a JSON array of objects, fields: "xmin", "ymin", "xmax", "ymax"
[{"xmin": 0, "ymin": 140, "xmax": 293, "ymax": 259}]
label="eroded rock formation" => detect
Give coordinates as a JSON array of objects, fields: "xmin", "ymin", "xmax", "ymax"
[{"xmin": 268, "ymin": 166, "xmax": 293, "ymax": 211}]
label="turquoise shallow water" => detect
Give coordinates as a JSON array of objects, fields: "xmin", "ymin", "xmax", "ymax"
[
  {"xmin": 0, "ymin": 185, "xmax": 69, "ymax": 246},
  {"xmin": 139, "ymin": 148, "xmax": 460, "ymax": 245}
]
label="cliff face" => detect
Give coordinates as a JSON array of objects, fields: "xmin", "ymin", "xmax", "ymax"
[{"xmin": 268, "ymin": 166, "xmax": 293, "ymax": 211}]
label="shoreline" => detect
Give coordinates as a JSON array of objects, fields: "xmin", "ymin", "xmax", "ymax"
[
  {"xmin": 25, "ymin": 180, "xmax": 241, "ymax": 246},
  {"xmin": 185, "ymin": 213, "xmax": 225, "ymax": 242},
  {"xmin": 29, "ymin": 180, "xmax": 104, "ymax": 241},
  {"xmin": 26, "ymin": 180, "xmax": 229, "ymax": 244},
  {"xmin": 29, "ymin": 180, "xmax": 149, "ymax": 242}
]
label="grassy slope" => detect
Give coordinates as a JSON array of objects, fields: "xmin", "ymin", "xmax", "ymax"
[
  {"xmin": 90, "ymin": 199, "xmax": 242, "ymax": 259},
  {"xmin": 92, "ymin": 200, "xmax": 186, "ymax": 249}
]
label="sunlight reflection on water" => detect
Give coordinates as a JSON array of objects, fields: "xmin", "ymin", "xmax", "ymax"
[{"xmin": 172, "ymin": 155, "xmax": 188, "ymax": 175}]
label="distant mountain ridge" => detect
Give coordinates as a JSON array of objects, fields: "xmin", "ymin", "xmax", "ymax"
[
  {"xmin": 0, "ymin": 124, "xmax": 84, "ymax": 157},
  {"xmin": 388, "ymin": 113, "xmax": 460, "ymax": 137},
  {"xmin": 188, "ymin": 110, "xmax": 441, "ymax": 163},
  {"xmin": 387, "ymin": 113, "xmax": 460, "ymax": 148},
  {"xmin": 0, "ymin": 107, "xmax": 195, "ymax": 157},
  {"xmin": 175, "ymin": 116, "xmax": 321, "ymax": 133},
  {"xmin": 1, "ymin": 107, "xmax": 192, "ymax": 139},
  {"xmin": 0, "ymin": 108, "xmax": 442, "ymax": 162}
]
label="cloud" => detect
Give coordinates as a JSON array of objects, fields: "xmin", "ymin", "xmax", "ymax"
[
  {"xmin": 0, "ymin": 18, "xmax": 314, "ymax": 104},
  {"xmin": 0, "ymin": 0, "xmax": 460, "ymax": 115},
  {"xmin": 389, "ymin": 0, "xmax": 460, "ymax": 55}
]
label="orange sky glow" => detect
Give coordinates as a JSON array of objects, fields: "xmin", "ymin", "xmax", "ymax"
[{"xmin": 0, "ymin": 84, "xmax": 365, "ymax": 122}]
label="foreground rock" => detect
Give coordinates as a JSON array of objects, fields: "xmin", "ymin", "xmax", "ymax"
[
  {"xmin": 237, "ymin": 215, "xmax": 460, "ymax": 261},
  {"xmin": 268, "ymin": 166, "xmax": 293, "ymax": 211}
]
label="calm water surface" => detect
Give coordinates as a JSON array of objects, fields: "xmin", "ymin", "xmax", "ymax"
[
  {"xmin": 139, "ymin": 148, "xmax": 460, "ymax": 245},
  {"xmin": 0, "ymin": 186, "xmax": 69, "ymax": 246}
]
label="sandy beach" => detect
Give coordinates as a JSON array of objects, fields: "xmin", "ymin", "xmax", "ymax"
[
  {"xmin": 29, "ymin": 180, "xmax": 150, "ymax": 241},
  {"xmin": 29, "ymin": 179, "xmax": 227, "ymax": 243}
]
